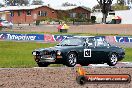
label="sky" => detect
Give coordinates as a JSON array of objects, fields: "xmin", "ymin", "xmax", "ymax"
[
  {"xmin": 1, "ymin": 0, "xmax": 118, "ymax": 9},
  {"xmin": 33, "ymin": 0, "xmax": 118, "ymax": 9}
]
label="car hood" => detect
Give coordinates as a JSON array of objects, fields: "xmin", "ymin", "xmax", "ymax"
[
  {"xmin": 34, "ymin": 45, "xmax": 79, "ymax": 52},
  {"xmin": 111, "ymin": 45, "xmax": 122, "ymax": 49}
]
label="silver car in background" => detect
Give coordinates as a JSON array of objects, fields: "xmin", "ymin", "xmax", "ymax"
[{"xmin": 0, "ymin": 19, "xmax": 13, "ymax": 28}]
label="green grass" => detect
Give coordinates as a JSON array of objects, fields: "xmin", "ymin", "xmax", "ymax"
[
  {"xmin": 123, "ymin": 48, "xmax": 132, "ymax": 62},
  {"xmin": 0, "ymin": 41, "xmax": 132, "ymax": 68},
  {"xmin": 0, "ymin": 41, "xmax": 57, "ymax": 68}
]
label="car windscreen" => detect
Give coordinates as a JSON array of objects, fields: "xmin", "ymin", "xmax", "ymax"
[{"xmin": 58, "ymin": 38, "xmax": 84, "ymax": 46}]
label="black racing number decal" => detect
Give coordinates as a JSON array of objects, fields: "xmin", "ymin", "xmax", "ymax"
[{"xmin": 84, "ymin": 49, "xmax": 91, "ymax": 57}]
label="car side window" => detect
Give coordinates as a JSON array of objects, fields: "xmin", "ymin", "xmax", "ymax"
[
  {"xmin": 86, "ymin": 38, "xmax": 95, "ymax": 47},
  {"xmin": 96, "ymin": 38, "xmax": 109, "ymax": 47},
  {"xmin": 103, "ymin": 40, "xmax": 110, "ymax": 46}
]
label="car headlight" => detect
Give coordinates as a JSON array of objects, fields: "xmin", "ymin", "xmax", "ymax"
[
  {"xmin": 57, "ymin": 51, "xmax": 61, "ymax": 55},
  {"xmin": 32, "ymin": 51, "xmax": 36, "ymax": 55}
]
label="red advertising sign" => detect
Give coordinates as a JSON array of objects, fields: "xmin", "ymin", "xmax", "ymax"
[
  {"xmin": 44, "ymin": 34, "xmax": 55, "ymax": 42},
  {"xmin": 76, "ymin": 67, "xmax": 131, "ymax": 85}
]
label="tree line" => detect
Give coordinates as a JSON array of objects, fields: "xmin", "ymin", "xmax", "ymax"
[
  {"xmin": 4, "ymin": 0, "xmax": 43, "ymax": 6},
  {"xmin": 94, "ymin": 0, "xmax": 132, "ymax": 23}
]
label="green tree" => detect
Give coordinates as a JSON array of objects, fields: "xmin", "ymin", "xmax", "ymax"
[
  {"xmin": 117, "ymin": 0, "xmax": 125, "ymax": 5},
  {"xmin": 117, "ymin": 0, "xmax": 132, "ymax": 5},
  {"xmin": 62, "ymin": 2, "xmax": 77, "ymax": 6},
  {"xmin": 5, "ymin": 0, "xmax": 30, "ymax": 6},
  {"xmin": 115, "ymin": 0, "xmax": 132, "ymax": 9},
  {"xmin": 112, "ymin": 4, "xmax": 129, "ymax": 10},
  {"xmin": 92, "ymin": 4, "xmax": 101, "ymax": 12},
  {"xmin": 31, "ymin": 0, "xmax": 44, "ymax": 5},
  {"xmin": 97, "ymin": 0, "xmax": 113, "ymax": 23}
]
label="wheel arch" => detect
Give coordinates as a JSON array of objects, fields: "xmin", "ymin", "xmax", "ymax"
[{"xmin": 108, "ymin": 51, "xmax": 118, "ymax": 58}]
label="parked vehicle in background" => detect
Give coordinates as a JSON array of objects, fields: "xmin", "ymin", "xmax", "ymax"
[{"xmin": 0, "ymin": 19, "xmax": 13, "ymax": 28}]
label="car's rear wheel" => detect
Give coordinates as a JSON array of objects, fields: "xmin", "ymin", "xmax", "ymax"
[
  {"xmin": 66, "ymin": 52, "xmax": 77, "ymax": 67},
  {"xmin": 37, "ymin": 62, "xmax": 49, "ymax": 67},
  {"xmin": 107, "ymin": 53, "xmax": 118, "ymax": 66}
]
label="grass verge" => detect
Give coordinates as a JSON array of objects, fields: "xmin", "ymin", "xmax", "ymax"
[{"xmin": 0, "ymin": 41, "xmax": 57, "ymax": 68}]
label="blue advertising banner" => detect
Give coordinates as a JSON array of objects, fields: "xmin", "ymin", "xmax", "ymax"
[
  {"xmin": 115, "ymin": 36, "xmax": 132, "ymax": 43},
  {"xmin": 0, "ymin": 33, "xmax": 44, "ymax": 41},
  {"xmin": 0, "ymin": 33, "xmax": 132, "ymax": 43},
  {"xmin": 0, "ymin": 33, "xmax": 5, "ymax": 40},
  {"xmin": 53, "ymin": 35, "xmax": 73, "ymax": 42},
  {"xmin": 96, "ymin": 36, "xmax": 132, "ymax": 43}
]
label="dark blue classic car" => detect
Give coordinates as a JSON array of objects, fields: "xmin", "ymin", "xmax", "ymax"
[{"xmin": 32, "ymin": 36, "xmax": 125, "ymax": 67}]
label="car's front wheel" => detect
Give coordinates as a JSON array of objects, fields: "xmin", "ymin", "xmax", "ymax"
[
  {"xmin": 107, "ymin": 53, "xmax": 118, "ymax": 66},
  {"xmin": 37, "ymin": 62, "xmax": 50, "ymax": 67},
  {"xmin": 66, "ymin": 52, "xmax": 77, "ymax": 67}
]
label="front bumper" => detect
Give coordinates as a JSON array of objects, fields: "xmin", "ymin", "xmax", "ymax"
[
  {"xmin": 32, "ymin": 50, "xmax": 63, "ymax": 63},
  {"xmin": 40, "ymin": 57, "xmax": 56, "ymax": 62},
  {"xmin": 118, "ymin": 52, "xmax": 125, "ymax": 61},
  {"xmin": 34, "ymin": 55, "xmax": 62, "ymax": 63}
]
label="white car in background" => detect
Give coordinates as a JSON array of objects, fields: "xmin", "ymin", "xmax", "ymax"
[{"xmin": 0, "ymin": 19, "xmax": 13, "ymax": 28}]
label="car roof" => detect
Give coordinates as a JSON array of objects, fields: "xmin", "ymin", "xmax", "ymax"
[
  {"xmin": 64, "ymin": 36, "xmax": 95, "ymax": 40},
  {"xmin": 73, "ymin": 36, "xmax": 95, "ymax": 39}
]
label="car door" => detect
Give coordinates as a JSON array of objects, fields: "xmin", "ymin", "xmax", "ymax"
[
  {"xmin": 80, "ymin": 38, "xmax": 98, "ymax": 62},
  {"xmin": 94, "ymin": 38, "xmax": 111, "ymax": 61}
]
